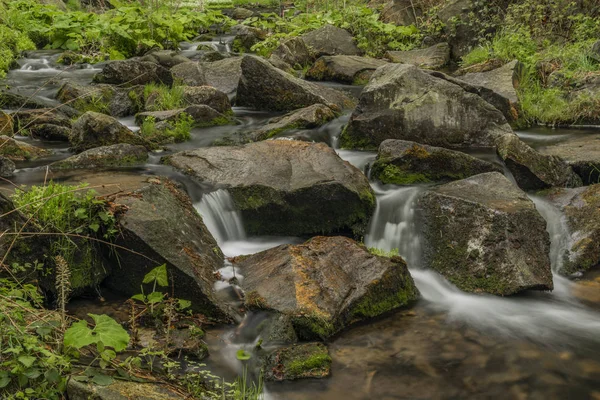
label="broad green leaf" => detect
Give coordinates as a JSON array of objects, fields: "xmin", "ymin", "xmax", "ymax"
[
  {"xmin": 142, "ymin": 264, "xmax": 168, "ymax": 287},
  {"xmin": 177, "ymin": 299, "xmax": 191, "ymax": 310},
  {"xmin": 236, "ymin": 349, "xmax": 251, "ymax": 361},
  {"xmin": 45, "ymin": 369, "xmax": 60, "ymax": 383},
  {"xmin": 92, "ymin": 373, "xmax": 114, "ymax": 386},
  {"xmin": 0, "ymin": 372, "xmax": 10, "ymax": 388},
  {"xmin": 131, "ymin": 294, "xmax": 146, "ymax": 302},
  {"xmin": 146, "ymin": 291, "xmax": 164, "ymax": 304},
  {"xmin": 89, "ymin": 223, "xmax": 100, "ymax": 232},
  {"xmin": 18, "ymin": 355, "xmax": 36, "ymax": 368},
  {"xmin": 64, "ymin": 320, "xmax": 96, "ymax": 350},
  {"xmin": 89, "ymin": 314, "xmax": 130, "ymax": 352}
]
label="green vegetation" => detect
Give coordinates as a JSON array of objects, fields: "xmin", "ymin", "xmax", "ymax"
[
  {"xmin": 368, "ymin": 247, "xmax": 400, "ymax": 258},
  {"xmin": 143, "ymin": 84, "xmax": 185, "ymax": 112},
  {"xmin": 0, "ymin": 10, "xmax": 35, "ymax": 78},
  {"xmin": 140, "ymin": 113, "xmax": 193, "ymax": 143}
]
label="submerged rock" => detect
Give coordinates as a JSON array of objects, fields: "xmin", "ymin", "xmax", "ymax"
[
  {"xmin": 237, "ymin": 236, "xmax": 419, "ymax": 339},
  {"xmin": 106, "ymin": 178, "xmax": 231, "ymax": 319},
  {"xmin": 57, "ymin": 82, "xmax": 143, "ymax": 118},
  {"xmin": 545, "ymin": 184, "xmax": 600, "ymax": 275},
  {"xmin": 182, "ymin": 86, "xmax": 232, "ymax": 114},
  {"xmin": 385, "ymin": 43, "xmax": 450, "ymax": 70},
  {"xmin": 340, "ymin": 64, "xmax": 512, "ymax": 150},
  {"xmin": 495, "ymin": 134, "xmax": 582, "ymax": 190},
  {"xmin": 306, "ymin": 55, "xmax": 388, "ymax": 84},
  {"xmin": 93, "ymin": 60, "xmax": 173, "ymax": 87},
  {"xmin": 0, "ymin": 135, "xmax": 51, "ymax": 161},
  {"xmin": 418, "ymin": 172, "xmax": 553, "ymax": 295},
  {"xmin": 236, "ymin": 55, "xmax": 354, "ymax": 112},
  {"xmin": 301, "ymin": 24, "xmax": 362, "ymax": 58},
  {"xmin": 51, "ymin": 144, "xmax": 148, "ymax": 169},
  {"xmin": 371, "ymin": 139, "xmax": 502, "ymax": 185},
  {"xmin": 265, "ymin": 342, "xmax": 332, "ymax": 381},
  {"xmin": 164, "ymin": 140, "xmax": 375, "ymax": 236},
  {"xmin": 70, "ymin": 112, "xmax": 150, "ymax": 153},
  {"xmin": 0, "ymin": 156, "xmax": 15, "ymax": 177},
  {"xmin": 538, "ymin": 134, "xmax": 600, "ymax": 185}
]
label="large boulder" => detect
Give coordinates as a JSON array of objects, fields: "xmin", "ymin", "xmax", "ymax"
[
  {"xmin": 93, "ymin": 60, "xmax": 173, "ymax": 87},
  {"xmin": 301, "ymin": 25, "xmax": 362, "ymax": 58},
  {"xmin": 236, "ymin": 236, "xmax": 419, "ymax": 339},
  {"xmin": 201, "ymin": 57, "xmax": 243, "ymax": 94},
  {"xmin": 70, "ymin": 112, "xmax": 150, "ymax": 153},
  {"xmin": 371, "ymin": 139, "xmax": 502, "ymax": 185},
  {"xmin": 495, "ymin": 134, "xmax": 582, "ymax": 190},
  {"xmin": 544, "ymin": 185, "xmax": 600, "ymax": 275},
  {"xmin": 51, "ymin": 144, "xmax": 148, "ymax": 170},
  {"xmin": 105, "ymin": 178, "xmax": 231, "ymax": 319},
  {"xmin": 236, "ymin": 56, "xmax": 354, "ymax": 112},
  {"xmin": 171, "ymin": 61, "xmax": 206, "ymax": 86},
  {"xmin": 385, "ymin": 43, "xmax": 450, "ymax": 70},
  {"xmin": 306, "ymin": 55, "xmax": 388, "ymax": 84},
  {"xmin": 163, "ymin": 140, "xmax": 375, "ymax": 236},
  {"xmin": 57, "ymin": 82, "xmax": 143, "ymax": 118},
  {"xmin": 340, "ymin": 63, "xmax": 512, "ymax": 150},
  {"xmin": 270, "ymin": 37, "xmax": 313, "ymax": 69},
  {"xmin": 459, "ymin": 60, "xmax": 522, "ymax": 106},
  {"xmin": 182, "ymin": 86, "xmax": 232, "ymax": 114},
  {"xmin": 538, "ymin": 134, "xmax": 600, "ymax": 185},
  {"xmin": 417, "ymin": 172, "xmax": 553, "ymax": 295},
  {"xmin": 0, "ymin": 136, "xmax": 50, "ymax": 161}
]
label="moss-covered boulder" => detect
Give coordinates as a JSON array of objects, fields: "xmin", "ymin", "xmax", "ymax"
[
  {"xmin": 236, "ymin": 55, "xmax": 354, "ymax": 112},
  {"xmin": 236, "ymin": 236, "xmax": 419, "ymax": 340},
  {"xmin": 265, "ymin": 343, "xmax": 332, "ymax": 381},
  {"xmin": 538, "ymin": 134, "xmax": 600, "ymax": 185},
  {"xmin": 495, "ymin": 133, "xmax": 582, "ymax": 190},
  {"xmin": 51, "ymin": 144, "xmax": 148, "ymax": 170},
  {"xmin": 57, "ymin": 82, "xmax": 143, "ymax": 118},
  {"xmin": 164, "ymin": 140, "xmax": 375, "ymax": 236},
  {"xmin": 0, "ymin": 156, "xmax": 15, "ymax": 177},
  {"xmin": 0, "ymin": 90, "xmax": 80, "ymax": 118},
  {"xmin": 70, "ymin": 112, "xmax": 150, "ymax": 153},
  {"xmin": 12, "ymin": 108, "xmax": 73, "ymax": 141},
  {"xmin": 135, "ymin": 105, "xmax": 234, "ymax": 127},
  {"xmin": 418, "ymin": 172, "xmax": 553, "ymax": 295},
  {"xmin": 306, "ymin": 55, "xmax": 388, "ymax": 84},
  {"xmin": 182, "ymin": 86, "xmax": 232, "ymax": 114},
  {"xmin": 0, "ymin": 135, "xmax": 51, "ymax": 161},
  {"xmin": 105, "ymin": 177, "xmax": 231, "ymax": 319},
  {"xmin": 371, "ymin": 139, "xmax": 502, "ymax": 185},
  {"xmin": 544, "ymin": 184, "xmax": 600, "ymax": 275},
  {"xmin": 93, "ymin": 60, "xmax": 173, "ymax": 87},
  {"xmin": 340, "ymin": 63, "xmax": 512, "ymax": 150},
  {"xmin": 385, "ymin": 43, "xmax": 450, "ymax": 70},
  {"xmin": 247, "ymin": 104, "xmax": 337, "ymax": 142}
]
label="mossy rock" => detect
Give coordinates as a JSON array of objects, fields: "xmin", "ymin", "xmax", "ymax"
[
  {"xmin": 265, "ymin": 343, "xmax": 332, "ymax": 381},
  {"xmin": 51, "ymin": 144, "xmax": 149, "ymax": 170},
  {"xmin": 0, "ymin": 135, "xmax": 51, "ymax": 161}
]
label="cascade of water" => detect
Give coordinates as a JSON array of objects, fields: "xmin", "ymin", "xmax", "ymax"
[{"xmin": 195, "ymin": 189, "xmax": 246, "ymax": 244}]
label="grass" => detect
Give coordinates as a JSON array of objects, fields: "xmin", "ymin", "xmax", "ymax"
[
  {"xmin": 140, "ymin": 114, "xmax": 193, "ymax": 143},
  {"xmin": 368, "ymin": 247, "xmax": 400, "ymax": 258},
  {"xmin": 143, "ymin": 84, "xmax": 185, "ymax": 112}
]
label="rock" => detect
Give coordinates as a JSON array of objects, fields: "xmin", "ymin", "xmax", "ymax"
[
  {"xmin": 0, "ymin": 136, "xmax": 50, "ymax": 161},
  {"xmin": 232, "ymin": 25, "xmax": 267, "ymax": 52},
  {"xmin": 236, "ymin": 55, "xmax": 354, "ymax": 112},
  {"xmin": 265, "ymin": 343, "xmax": 332, "ymax": 381},
  {"xmin": 27, "ymin": 124, "xmax": 71, "ymax": 141},
  {"xmin": 93, "ymin": 60, "xmax": 173, "ymax": 87},
  {"xmin": 164, "ymin": 141, "xmax": 375, "ymax": 236},
  {"xmin": 256, "ymin": 312, "xmax": 298, "ymax": 345},
  {"xmin": 371, "ymin": 139, "xmax": 502, "ymax": 185},
  {"xmin": 140, "ymin": 50, "xmax": 191, "ymax": 68},
  {"xmin": 385, "ymin": 43, "xmax": 450, "ymax": 70},
  {"xmin": 11, "ymin": 108, "xmax": 72, "ymax": 141},
  {"xmin": 247, "ymin": 104, "xmax": 337, "ymax": 142},
  {"xmin": 418, "ymin": 172, "xmax": 553, "ymax": 295},
  {"xmin": 232, "ymin": 7, "xmax": 254, "ymax": 19},
  {"xmin": 306, "ymin": 55, "xmax": 388, "ymax": 84},
  {"xmin": 105, "ymin": 178, "xmax": 231, "ymax": 319},
  {"xmin": 237, "ymin": 236, "xmax": 419, "ymax": 339},
  {"xmin": 590, "ymin": 40, "xmax": 600, "ymax": 63},
  {"xmin": 67, "ymin": 379, "xmax": 183, "ymax": 400},
  {"xmin": 495, "ymin": 134, "xmax": 582, "ymax": 190},
  {"xmin": 182, "ymin": 86, "xmax": 232, "ymax": 114},
  {"xmin": 166, "ymin": 327, "xmax": 209, "ymax": 360},
  {"xmin": 57, "ymin": 82, "xmax": 143, "ymax": 117},
  {"xmin": 0, "ymin": 111, "xmax": 13, "ymax": 135},
  {"xmin": 459, "ymin": 60, "xmax": 522, "ymax": 105},
  {"xmin": 171, "ymin": 61, "xmax": 206, "ymax": 86},
  {"xmin": 198, "ymin": 50, "xmax": 226, "ymax": 62},
  {"xmin": 0, "ymin": 91, "xmax": 80, "ymax": 118},
  {"xmin": 380, "ymin": 0, "xmax": 423, "ymax": 25},
  {"xmin": 301, "ymin": 24, "xmax": 362, "ymax": 57},
  {"xmin": 340, "ymin": 63, "xmax": 512, "ymax": 150},
  {"xmin": 268, "ymin": 54, "xmax": 295, "ymax": 73},
  {"xmin": 545, "ymin": 185, "xmax": 600, "ymax": 275},
  {"xmin": 51, "ymin": 144, "xmax": 148, "ymax": 170},
  {"xmin": 0, "ymin": 156, "xmax": 15, "ymax": 177},
  {"xmin": 70, "ymin": 112, "xmax": 150, "ymax": 153},
  {"xmin": 135, "ymin": 105, "xmax": 233, "ymax": 127},
  {"xmin": 271, "ymin": 37, "xmax": 313, "ymax": 68},
  {"xmin": 538, "ymin": 134, "xmax": 600, "ymax": 185},
  {"xmin": 200, "ymin": 57, "xmax": 243, "ymax": 94}
]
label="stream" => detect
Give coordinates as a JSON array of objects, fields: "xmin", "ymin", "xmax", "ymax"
[{"xmin": 2, "ymin": 49, "xmax": 600, "ymax": 399}]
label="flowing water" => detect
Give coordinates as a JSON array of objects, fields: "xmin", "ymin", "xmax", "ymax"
[{"xmin": 3, "ymin": 51, "xmax": 600, "ymax": 399}]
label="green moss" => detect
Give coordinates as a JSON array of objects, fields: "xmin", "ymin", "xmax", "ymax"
[
  {"xmin": 376, "ymin": 164, "xmax": 432, "ymax": 185},
  {"xmin": 291, "ymin": 313, "xmax": 336, "ymax": 340},
  {"xmin": 286, "ymin": 351, "xmax": 331, "ymax": 377},
  {"xmin": 338, "ymin": 125, "xmax": 377, "ymax": 151}
]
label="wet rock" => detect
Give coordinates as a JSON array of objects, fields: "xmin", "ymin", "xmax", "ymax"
[
  {"xmin": 51, "ymin": 144, "xmax": 148, "ymax": 170},
  {"xmin": 232, "ymin": 7, "xmax": 254, "ymax": 19},
  {"xmin": 0, "ymin": 135, "xmax": 51, "ymax": 161},
  {"xmin": 57, "ymin": 82, "xmax": 143, "ymax": 117},
  {"xmin": 306, "ymin": 55, "xmax": 388, "ymax": 84},
  {"xmin": 70, "ymin": 112, "xmax": 150, "ymax": 153},
  {"xmin": 418, "ymin": 172, "xmax": 553, "ymax": 295},
  {"xmin": 67, "ymin": 379, "xmax": 183, "ymax": 400},
  {"xmin": 271, "ymin": 37, "xmax": 313, "ymax": 68},
  {"xmin": 11, "ymin": 108, "xmax": 72, "ymax": 140},
  {"xmin": 105, "ymin": 178, "xmax": 231, "ymax": 319},
  {"xmin": 257, "ymin": 312, "xmax": 298, "ymax": 345},
  {"xmin": 495, "ymin": 134, "xmax": 582, "ymax": 190},
  {"xmin": 0, "ymin": 91, "xmax": 80, "ymax": 118},
  {"xmin": 247, "ymin": 104, "xmax": 337, "ymax": 142},
  {"xmin": 371, "ymin": 139, "xmax": 502, "ymax": 185},
  {"xmin": 0, "ymin": 111, "xmax": 13, "ymax": 135},
  {"xmin": 171, "ymin": 61, "xmax": 206, "ymax": 86},
  {"xmin": 538, "ymin": 134, "xmax": 600, "ymax": 185},
  {"xmin": 164, "ymin": 141, "xmax": 375, "ymax": 236},
  {"xmin": 302, "ymin": 24, "xmax": 362, "ymax": 58},
  {"xmin": 0, "ymin": 156, "xmax": 15, "ymax": 177},
  {"xmin": 93, "ymin": 60, "xmax": 173, "ymax": 87},
  {"xmin": 232, "ymin": 25, "xmax": 267, "ymax": 52},
  {"xmin": 236, "ymin": 236, "xmax": 419, "ymax": 339},
  {"xmin": 166, "ymin": 327, "xmax": 209, "ymax": 360},
  {"xmin": 135, "ymin": 104, "xmax": 233, "ymax": 127},
  {"xmin": 236, "ymin": 55, "xmax": 354, "ymax": 112},
  {"xmin": 385, "ymin": 43, "xmax": 450, "ymax": 70},
  {"xmin": 265, "ymin": 343, "xmax": 332, "ymax": 381},
  {"xmin": 545, "ymin": 185, "xmax": 600, "ymax": 274},
  {"xmin": 201, "ymin": 57, "xmax": 243, "ymax": 94},
  {"xmin": 340, "ymin": 63, "xmax": 512, "ymax": 150},
  {"xmin": 182, "ymin": 86, "xmax": 232, "ymax": 114},
  {"xmin": 459, "ymin": 60, "xmax": 522, "ymax": 106},
  {"xmin": 140, "ymin": 50, "xmax": 191, "ymax": 68},
  {"xmin": 27, "ymin": 124, "xmax": 71, "ymax": 141}
]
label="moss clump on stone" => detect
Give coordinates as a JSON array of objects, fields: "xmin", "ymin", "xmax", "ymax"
[
  {"xmin": 291, "ymin": 313, "xmax": 336, "ymax": 340},
  {"xmin": 374, "ymin": 163, "xmax": 432, "ymax": 185},
  {"xmin": 266, "ymin": 342, "xmax": 332, "ymax": 381},
  {"xmin": 338, "ymin": 125, "xmax": 377, "ymax": 150}
]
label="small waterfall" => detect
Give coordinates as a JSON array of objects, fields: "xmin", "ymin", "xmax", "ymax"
[{"xmin": 195, "ymin": 189, "xmax": 246, "ymax": 244}]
